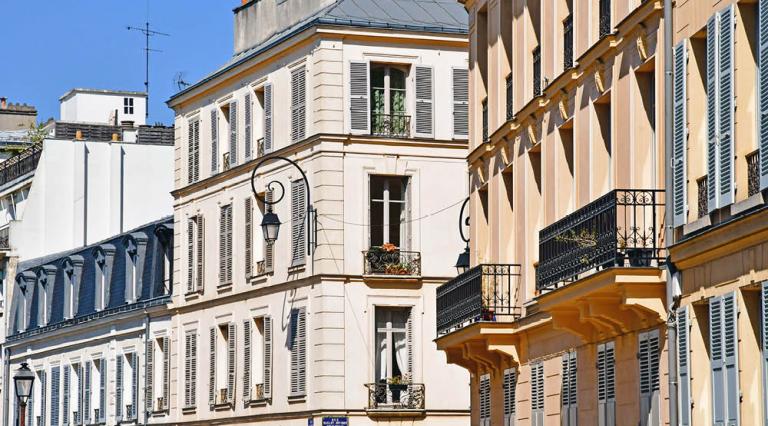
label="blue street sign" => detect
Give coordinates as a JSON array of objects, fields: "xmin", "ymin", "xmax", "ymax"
[
  {"xmin": 308, "ymin": 418, "xmax": 314, "ymax": 426},
  {"xmin": 322, "ymin": 417, "xmax": 349, "ymax": 426}
]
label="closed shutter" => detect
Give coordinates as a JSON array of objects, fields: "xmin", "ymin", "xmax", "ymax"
[
  {"xmin": 229, "ymin": 101, "xmax": 238, "ymax": 167},
  {"xmin": 291, "ymin": 66, "xmax": 306, "ymax": 143},
  {"xmin": 264, "ymin": 83, "xmax": 273, "ymax": 153},
  {"xmin": 479, "ymin": 373, "xmax": 491, "ymax": 426},
  {"xmin": 28, "ymin": 378, "xmax": 34, "ymax": 426},
  {"xmin": 244, "ymin": 93, "xmax": 253, "ymax": 160},
  {"xmin": 51, "ymin": 367, "xmax": 60, "ymax": 426},
  {"xmin": 672, "ymin": 40, "xmax": 688, "ymax": 227},
  {"xmin": 243, "ymin": 320, "xmax": 252, "ymax": 401},
  {"xmin": 83, "ymin": 362, "xmax": 91, "ymax": 425},
  {"xmin": 722, "ymin": 292, "xmax": 739, "ymax": 425},
  {"xmin": 406, "ymin": 308, "xmax": 414, "ymax": 377},
  {"xmin": 184, "ymin": 334, "xmax": 192, "ymax": 407},
  {"xmin": 77, "ymin": 364, "xmax": 83, "ymax": 425},
  {"xmin": 452, "ymin": 68, "xmax": 469, "ymax": 137},
  {"xmin": 561, "ymin": 351, "xmax": 577, "ymax": 426},
  {"xmin": 678, "ymin": 306, "xmax": 692, "ymax": 426},
  {"xmin": 503, "ymin": 368, "xmax": 516, "ymax": 426},
  {"xmin": 710, "ymin": 296, "xmax": 726, "ymax": 424},
  {"xmin": 263, "ymin": 316, "xmax": 273, "ymax": 399},
  {"xmin": 196, "ymin": 216, "xmax": 204, "ymax": 292},
  {"xmin": 245, "ymin": 197, "xmax": 253, "ymax": 278},
  {"xmin": 116, "ymin": 357, "xmax": 123, "ymax": 420},
  {"xmin": 209, "ymin": 327, "xmax": 216, "ymax": 406},
  {"xmin": 639, "ymin": 330, "xmax": 660, "ymax": 426},
  {"xmin": 718, "ymin": 5, "xmax": 735, "ymax": 207},
  {"xmin": 762, "ymin": 282, "xmax": 768, "ymax": 425},
  {"xmin": 145, "ymin": 342, "xmax": 153, "ymax": 414},
  {"xmin": 162, "ymin": 337, "xmax": 170, "ymax": 409},
  {"xmin": 532, "ymin": 362, "xmax": 544, "ymax": 426},
  {"xmin": 219, "ymin": 206, "xmax": 229, "ymax": 285},
  {"xmin": 291, "ymin": 180, "xmax": 307, "ymax": 266},
  {"xmin": 598, "ymin": 342, "xmax": 616, "ymax": 426},
  {"xmin": 707, "ymin": 14, "xmax": 720, "ymax": 212},
  {"xmin": 349, "ymin": 61, "xmax": 370, "ymax": 134},
  {"xmin": 187, "ymin": 220, "xmax": 194, "ymax": 293},
  {"xmin": 188, "ymin": 121, "xmax": 196, "ymax": 184},
  {"xmin": 41, "ymin": 370, "xmax": 47, "ymax": 426},
  {"xmin": 98, "ymin": 359, "xmax": 105, "ymax": 422},
  {"xmin": 211, "ymin": 109, "xmax": 218, "ymax": 173},
  {"xmin": 264, "ymin": 190, "xmax": 274, "ymax": 271},
  {"xmin": 132, "ymin": 353, "xmax": 139, "ymax": 419},
  {"xmin": 761, "ymin": 0, "xmax": 768, "ymax": 191},
  {"xmin": 63, "ymin": 366, "xmax": 70, "ymax": 425},
  {"xmin": 290, "ymin": 308, "xmax": 307, "ymax": 395},
  {"xmin": 414, "ymin": 66, "xmax": 434, "ymax": 138},
  {"xmin": 227, "ymin": 322, "xmax": 236, "ymax": 403}
]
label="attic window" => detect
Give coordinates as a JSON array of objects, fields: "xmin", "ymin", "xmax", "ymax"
[{"xmin": 124, "ymin": 98, "xmax": 134, "ymax": 115}]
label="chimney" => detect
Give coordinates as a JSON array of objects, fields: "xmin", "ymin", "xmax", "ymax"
[{"xmin": 0, "ymin": 98, "xmax": 6, "ymax": 109}]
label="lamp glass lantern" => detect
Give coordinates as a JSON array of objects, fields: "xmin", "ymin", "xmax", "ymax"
[
  {"xmin": 455, "ymin": 246, "xmax": 470, "ymax": 274},
  {"xmin": 13, "ymin": 363, "xmax": 34, "ymax": 405},
  {"xmin": 261, "ymin": 209, "xmax": 282, "ymax": 245}
]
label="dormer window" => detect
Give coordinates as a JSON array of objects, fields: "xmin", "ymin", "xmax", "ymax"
[
  {"xmin": 63, "ymin": 260, "xmax": 75, "ymax": 319},
  {"xmin": 95, "ymin": 251, "xmax": 107, "ymax": 311},
  {"xmin": 125, "ymin": 239, "xmax": 139, "ymax": 303}
]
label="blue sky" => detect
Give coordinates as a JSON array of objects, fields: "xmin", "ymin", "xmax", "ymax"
[{"xmin": 0, "ymin": 1, "xmax": 239, "ymax": 125}]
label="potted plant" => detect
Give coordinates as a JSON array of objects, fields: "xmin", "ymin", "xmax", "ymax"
[
  {"xmin": 387, "ymin": 374, "xmax": 412, "ymax": 402},
  {"xmin": 367, "ymin": 243, "xmax": 401, "ymax": 274}
]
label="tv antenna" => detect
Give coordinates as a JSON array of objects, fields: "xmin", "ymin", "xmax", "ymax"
[
  {"xmin": 174, "ymin": 72, "xmax": 191, "ymax": 92},
  {"xmin": 127, "ymin": 22, "xmax": 170, "ymax": 120}
]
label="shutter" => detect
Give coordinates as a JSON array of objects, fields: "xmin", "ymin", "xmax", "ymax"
[
  {"xmin": 132, "ymin": 353, "xmax": 139, "ymax": 418},
  {"xmin": 188, "ymin": 121, "xmax": 195, "ymax": 184},
  {"xmin": 229, "ymin": 101, "xmax": 238, "ymax": 166},
  {"xmin": 291, "ymin": 180, "xmax": 307, "ymax": 266},
  {"xmin": 598, "ymin": 344, "xmax": 606, "ymax": 426},
  {"xmin": 41, "ymin": 370, "xmax": 47, "ymax": 426},
  {"xmin": 535, "ymin": 362, "xmax": 545, "ymax": 426},
  {"xmin": 194, "ymin": 121, "xmax": 200, "ymax": 182},
  {"xmin": 639, "ymin": 331, "xmax": 661, "ymax": 426},
  {"xmin": 264, "ymin": 190, "xmax": 274, "ymax": 271},
  {"xmin": 291, "ymin": 66, "xmax": 307, "ymax": 143},
  {"xmin": 162, "ymin": 337, "xmax": 170, "ymax": 409},
  {"xmin": 561, "ymin": 351, "xmax": 576, "ymax": 426},
  {"xmin": 99, "ymin": 359, "xmax": 105, "ymax": 422},
  {"xmin": 78, "ymin": 364, "xmax": 83, "ymax": 425},
  {"xmin": 243, "ymin": 320, "xmax": 252, "ymax": 401},
  {"xmin": 226, "ymin": 206, "xmax": 233, "ymax": 282},
  {"xmin": 83, "ymin": 362, "xmax": 91, "ymax": 425},
  {"xmin": 298, "ymin": 308, "xmax": 307, "ymax": 395},
  {"xmin": 184, "ymin": 334, "xmax": 192, "ymax": 407},
  {"xmin": 707, "ymin": 14, "xmax": 720, "ymax": 212},
  {"xmin": 244, "ymin": 93, "xmax": 252, "ymax": 160},
  {"xmin": 710, "ymin": 296, "xmax": 726, "ymax": 424},
  {"xmin": 220, "ymin": 206, "xmax": 227, "ymax": 285},
  {"xmin": 349, "ymin": 61, "xmax": 370, "ymax": 134},
  {"xmin": 568, "ymin": 352, "xmax": 577, "ymax": 426},
  {"xmin": 673, "ymin": 40, "xmax": 688, "ymax": 226},
  {"xmin": 452, "ymin": 68, "xmax": 469, "ymax": 137},
  {"xmin": 263, "ymin": 83, "xmax": 273, "ymax": 153},
  {"xmin": 28, "ymin": 379, "xmax": 34, "ymax": 426},
  {"xmin": 146, "ymin": 341, "xmax": 153, "ymax": 414},
  {"xmin": 209, "ymin": 327, "xmax": 216, "ymax": 406},
  {"xmin": 722, "ymin": 292, "xmax": 739, "ymax": 425},
  {"xmin": 263, "ymin": 316, "xmax": 273, "ymax": 399},
  {"xmin": 211, "ymin": 109, "xmax": 218, "ymax": 173},
  {"xmin": 63, "ymin": 366, "xmax": 70, "ymax": 425},
  {"xmin": 406, "ymin": 308, "xmax": 414, "ymax": 377},
  {"xmin": 227, "ymin": 322, "xmax": 236, "ymax": 403},
  {"xmin": 678, "ymin": 306, "xmax": 692, "ymax": 426},
  {"xmin": 606, "ymin": 342, "xmax": 616, "ymax": 426},
  {"xmin": 503, "ymin": 368, "xmax": 516, "ymax": 426},
  {"xmin": 479, "ymin": 374, "xmax": 491, "ymax": 426},
  {"xmin": 245, "ymin": 197, "xmax": 253, "ymax": 278},
  {"xmin": 762, "ymin": 282, "xmax": 768, "ymax": 425},
  {"xmin": 761, "ymin": 0, "xmax": 768, "ymax": 191},
  {"xmin": 51, "ymin": 367, "xmax": 60, "ymax": 426},
  {"xmin": 196, "ymin": 216, "xmax": 204, "ymax": 292},
  {"xmin": 290, "ymin": 310, "xmax": 298, "ymax": 394},
  {"xmin": 187, "ymin": 220, "xmax": 194, "ymax": 293},
  {"xmin": 414, "ymin": 66, "xmax": 434, "ymax": 137},
  {"xmin": 718, "ymin": 5, "xmax": 735, "ymax": 207},
  {"xmin": 116, "ymin": 356, "xmax": 123, "ymax": 420}
]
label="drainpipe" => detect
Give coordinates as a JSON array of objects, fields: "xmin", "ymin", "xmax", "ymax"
[
  {"xmin": 663, "ymin": 0, "xmax": 679, "ymax": 424},
  {"xmin": 3, "ymin": 346, "xmax": 9, "ymax": 426},
  {"xmin": 143, "ymin": 311, "xmax": 150, "ymax": 426}
]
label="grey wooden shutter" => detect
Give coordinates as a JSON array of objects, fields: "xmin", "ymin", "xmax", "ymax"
[
  {"xmin": 132, "ymin": 354, "xmax": 139, "ymax": 418},
  {"xmin": 406, "ymin": 308, "xmax": 414, "ymax": 377},
  {"xmin": 291, "ymin": 180, "xmax": 307, "ymax": 266},
  {"xmin": 598, "ymin": 342, "xmax": 616, "ymax": 426},
  {"xmin": 452, "ymin": 68, "xmax": 469, "ymax": 137},
  {"xmin": 264, "ymin": 190, "xmax": 274, "ymax": 271},
  {"xmin": 263, "ymin": 84, "xmax": 273, "ymax": 153},
  {"xmin": 41, "ymin": 370, "xmax": 47, "ymax": 426},
  {"xmin": 291, "ymin": 66, "xmax": 306, "ymax": 143},
  {"xmin": 226, "ymin": 206, "xmax": 232, "ymax": 282},
  {"xmin": 414, "ymin": 66, "xmax": 434, "ymax": 138},
  {"xmin": 532, "ymin": 362, "xmax": 544, "ymax": 426},
  {"xmin": 63, "ymin": 366, "xmax": 70, "ymax": 425},
  {"xmin": 184, "ymin": 334, "xmax": 192, "ymax": 407},
  {"xmin": 162, "ymin": 337, "xmax": 170, "ymax": 409},
  {"xmin": 672, "ymin": 40, "xmax": 688, "ymax": 227},
  {"xmin": 244, "ymin": 93, "xmax": 253, "ymax": 160},
  {"xmin": 211, "ymin": 109, "xmax": 218, "ymax": 173},
  {"xmin": 245, "ymin": 197, "xmax": 253, "ymax": 278},
  {"xmin": 83, "ymin": 362, "xmax": 91, "ymax": 424},
  {"xmin": 209, "ymin": 327, "xmax": 216, "ymax": 406},
  {"xmin": 220, "ymin": 206, "xmax": 227, "ymax": 285},
  {"xmin": 77, "ymin": 364, "xmax": 83, "ymax": 425},
  {"xmin": 227, "ymin": 322, "xmax": 236, "ymax": 403},
  {"xmin": 145, "ymin": 341, "xmax": 153, "ymax": 414},
  {"xmin": 243, "ymin": 320, "xmax": 252, "ymax": 402},
  {"xmin": 503, "ymin": 368, "xmax": 516, "ymax": 426},
  {"xmin": 707, "ymin": 14, "xmax": 720, "ymax": 212},
  {"xmin": 479, "ymin": 373, "xmax": 491, "ymax": 426},
  {"xmin": 561, "ymin": 351, "xmax": 577, "ymax": 426},
  {"xmin": 349, "ymin": 61, "xmax": 370, "ymax": 134},
  {"xmin": 722, "ymin": 292, "xmax": 739, "ymax": 425},
  {"xmin": 116, "ymin": 357, "xmax": 123, "ymax": 420},
  {"xmin": 710, "ymin": 296, "xmax": 726, "ymax": 424},
  {"xmin": 639, "ymin": 330, "xmax": 660, "ymax": 426},
  {"xmin": 263, "ymin": 316, "xmax": 273, "ymax": 399},
  {"xmin": 761, "ymin": 0, "xmax": 768, "ymax": 191},
  {"xmin": 762, "ymin": 282, "xmax": 768, "ymax": 425},
  {"xmin": 196, "ymin": 216, "xmax": 204, "ymax": 292},
  {"xmin": 188, "ymin": 121, "xmax": 196, "ymax": 184},
  {"xmin": 677, "ymin": 306, "xmax": 692, "ymax": 426},
  {"xmin": 187, "ymin": 220, "xmax": 194, "ymax": 293},
  {"xmin": 51, "ymin": 367, "xmax": 60, "ymax": 426},
  {"xmin": 98, "ymin": 359, "xmax": 105, "ymax": 422},
  {"xmin": 718, "ymin": 5, "xmax": 735, "ymax": 207},
  {"xmin": 229, "ymin": 101, "xmax": 238, "ymax": 167},
  {"xmin": 290, "ymin": 308, "xmax": 307, "ymax": 395}
]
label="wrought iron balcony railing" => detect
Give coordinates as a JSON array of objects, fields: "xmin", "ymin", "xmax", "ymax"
[
  {"xmin": 0, "ymin": 143, "xmax": 42, "ymax": 188},
  {"xmin": 0, "ymin": 227, "xmax": 9, "ymax": 250},
  {"xmin": 363, "ymin": 248, "xmax": 421, "ymax": 276},
  {"xmin": 599, "ymin": 0, "xmax": 611, "ymax": 38},
  {"xmin": 564, "ymin": 14, "xmax": 574, "ymax": 70},
  {"xmin": 747, "ymin": 150, "xmax": 760, "ymax": 197},
  {"xmin": 436, "ymin": 264, "xmax": 522, "ymax": 336},
  {"xmin": 506, "ymin": 75, "xmax": 514, "ymax": 121},
  {"xmin": 536, "ymin": 189, "xmax": 664, "ymax": 292},
  {"xmin": 697, "ymin": 176, "xmax": 708, "ymax": 218},
  {"xmin": 482, "ymin": 98, "xmax": 489, "ymax": 142},
  {"xmin": 366, "ymin": 382, "xmax": 425, "ymax": 411},
  {"xmin": 533, "ymin": 46, "xmax": 542, "ymax": 97},
  {"xmin": 371, "ymin": 113, "xmax": 411, "ymax": 138}
]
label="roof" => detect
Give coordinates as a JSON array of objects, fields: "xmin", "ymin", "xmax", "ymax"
[
  {"xmin": 60, "ymin": 88, "xmax": 147, "ymax": 102},
  {"xmin": 168, "ymin": 0, "xmax": 467, "ymax": 104}
]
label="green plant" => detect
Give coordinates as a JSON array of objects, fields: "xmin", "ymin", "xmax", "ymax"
[
  {"xmin": 26, "ymin": 122, "xmax": 48, "ymax": 144},
  {"xmin": 555, "ymin": 229, "xmax": 598, "ymax": 248}
]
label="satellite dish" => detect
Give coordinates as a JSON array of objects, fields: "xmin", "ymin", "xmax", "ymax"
[{"xmin": 174, "ymin": 72, "xmax": 191, "ymax": 91}]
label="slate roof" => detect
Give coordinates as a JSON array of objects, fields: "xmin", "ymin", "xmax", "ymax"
[{"xmin": 168, "ymin": 0, "xmax": 468, "ymax": 103}]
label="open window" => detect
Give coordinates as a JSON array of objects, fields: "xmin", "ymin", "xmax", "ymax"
[
  {"xmin": 243, "ymin": 316, "xmax": 272, "ymax": 402},
  {"xmin": 369, "ymin": 176, "xmax": 410, "ymax": 249},
  {"xmin": 372, "ymin": 307, "xmax": 414, "ymax": 407},
  {"xmin": 371, "ymin": 64, "xmax": 409, "ymax": 137}
]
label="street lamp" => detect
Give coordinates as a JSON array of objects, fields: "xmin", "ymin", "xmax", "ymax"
[
  {"xmin": 14, "ymin": 363, "xmax": 34, "ymax": 426},
  {"xmin": 250, "ymin": 155, "xmax": 315, "ymax": 252},
  {"xmin": 455, "ymin": 197, "xmax": 471, "ymax": 274}
]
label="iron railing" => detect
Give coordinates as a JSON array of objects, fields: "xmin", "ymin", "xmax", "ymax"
[
  {"xmin": 564, "ymin": 14, "xmax": 574, "ymax": 70},
  {"xmin": 747, "ymin": 150, "xmax": 760, "ymax": 197},
  {"xmin": 0, "ymin": 227, "xmax": 9, "ymax": 250},
  {"xmin": 363, "ymin": 248, "xmax": 421, "ymax": 276},
  {"xmin": 536, "ymin": 189, "xmax": 664, "ymax": 292},
  {"xmin": 533, "ymin": 46, "xmax": 542, "ymax": 97},
  {"xmin": 371, "ymin": 113, "xmax": 411, "ymax": 138},
  {"xmin": 697, "ymin": 176, "xmax": 708, "ymax": 218},
  {"xmin": 436, "ymin": 264, "xmax": 522, "ymax": 336},
  {"xmin": 365, "ymin": 383, "xmax": 425, "ymax": 411},
  {"xmin": 482, "ymin": 98, "xmax": 489, "ymax": 142},
  {"xmin": 506, "ymin": 74, "xmax": 514, "ymax": 120},
  {"xmin": 599, "ymin": 0, "xmax": 611, "ymax": 38},
  {"xmin": 0, "ymin": 143, "xmax": 42, "ymax": 187}
]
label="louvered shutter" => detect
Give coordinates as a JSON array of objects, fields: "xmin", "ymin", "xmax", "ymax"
[
  {"xmin": 196, "ymin": 216, "xmax": 204, "ymax": 292},
  {"xmin": 226, "ymin": 206, "xmax": 233, "ymax": 282},
  {"xmin": 639, "ymin": 330, "xmax": 660, "ymax": 426},
  {"xmin": 710, "ymin": 296, "xmax": 726, "ymax": 424},
  {"xmin": 244, "ymin": 94, "xmax": 253, "ymax": 160},
  {"xmin": 209, "ymin": 327, "xmax": 216, "ymax": 406},
  {"xmin": 598, "ymin": 342, "xmax": 616, "ymax": 426},
  {"xmin": 452, "ymin": 68, "xmax": 469, "ymax": 137},
  {"xmin": 678, "ymin": 306, "xmax": 692, "ymax": 426},
  {"xmin": 243, "ymin": 320, "xmax": 252, "ymax": 401},
  {"xmin": 673, "ymin": 40, "xmax": 688, "ymax": 226},
  {"xmin": 51, "ymin": 367, "xmax": 60, "ymax": 426},
  {"xmin": 415, "ymin": 66, "xmax": 434, "ymax": 138},
  {"xmin": 722, "ymin": 292, "xmax": 739, "ymax": 425},
  {"xmin": 41, "ymin": 370, "xmax": 47, "ymax": 426},
  {"xmin": 162, "ymin": 337, "xmax": 170, "ymax": 409},
  {"xmin": 349, "ymin": 61, "xmax": 370, "ymax": 134},
  {"xmin": 761, "ymin": 0, "xmax": 768, "ymax": 191},
  {"xmin": 98, "ymin": 359, "xmax": 105, "ymax": 422},
  {"xmin": 28, "ymin": 379, "xmax": 34, "ymax": 426},
  {"xmin": 264, "ymin": 190, "xmax": 274, "ymax": 271},
  {"xmin": 220, "ymin": 207, "xmax": 227, "ymax": 285},
  {"xmin": 718, "ymin": 5, "xmax": 735, "ymax": 207},
  {"xmin": 145, "ymin": 341, "xmax": 153, "ymax": 414},
  {"xmin": 77, "ymin": 364, "xmax": 83, "ymax": 425},
  {"xmin": 191, "ymin": 333, "xmax": 198, "ymax": 407},
  {"xmin": 227, "ymin": 322, "xmax": 236, "ymax": 403},
  {"xmin": 245, "ymin": 197, "xmax": 253, "ymax": 278},
  {"xmin": 406, "ymin": 308, "xmax": 414, "ymax": 376},
  {"xmin": 83, "ymin": 362, "xmax": 91, "ymax": 425},
  {"xmin": 263, "ymin": 316, "xmax": 273, "ymax": 399},
  {"xmin": 132, "ymin": 354, "xmax": 139, "ymax": 419},
  {"xmin": 532, "ymin": 362, "xmax": 544, "ymax": 426},
  {"xmin": 187, "ymin": 220, "xmax": 194, "ymax": 293},
  {"xmin": 291, "ymin": 66, "xmax": 307, "ymax": 143},
  {"xmin": 707, "ymin": 14, "xmax": 720, "ymax": 212},
  {"xmin": 63, "ymin": 366, "xmax": 70, "ymax": 425},
  {"xmin": 188, "ymin": 121, "xmax": 196, "ymax": 184},
  {"xmin": 184, "ymin": 334, "xmax": 192, "ymax": 407},
  {"xmin": 561, "ymin": 351, "xmax": 577, "ymax": 426},
  {"xmin": 211, "ymin": 109, "xmax": 219, "ymax": 173},
  {"xmin": 291, "ymin": 180, "xmax": 307, "ymax": 266},
  {"xmin": 503, "ymin": 368, "xmax": 516, "ymax": 426},
  {"xmin": 290, "ymin": 308, "xmax": 307, "ymax": 395},
  {"xmin": 229, "ymin": 101, "xmax": 238, "ymax": 166},
  {"xmin": 762, "ymin": 282, "xmax": 768, "ymax": 425},
  {"xmin": 116, "ymin": 357, "xmax": 123, "ymax": 421},
  {"xmin": 264, "ymin": 84, "xmax": 273, "ymax": 153},
  {"xmin": 479, "ymin": 374, "xmax": 491, "ymax": 426}
]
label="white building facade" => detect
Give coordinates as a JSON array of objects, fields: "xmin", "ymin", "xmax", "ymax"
[{"xmin": 60, "ymin": 89, "xmax": 147, "ymax": 126}]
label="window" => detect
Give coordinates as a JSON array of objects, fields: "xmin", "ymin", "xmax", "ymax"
[
  {"xmin": 125, "ymin": 238, "xmax": 140, "ymax": 303},
  {"xmin": 561, "ymin": 351, "xmax": 577, "ymax": 426},
  {"xmin": 147, "ymin": 337, "xmax": 170, "ymax": 412},
  {"xmin": 63, "ymin": 258, "xmax": 80, "ymax": 320},
  {"xmin": 291, "ymin": 66, "xmax": 307, "ymax": 142},
  {"xmin": 244, "ymin": 93, "xmax": 253, "ymax": 160},
  {"xmin": 220, "ymin": 101, "xmax": 238, "ymax": 169},
  {"xmin": 503, "ymin": 368, "xmax": 516, "ymax": 426},
  {"xmin": 479, "ymin": 373, "xmax": 490, "ymax": 426},
  {"xmin": 375, "ymin": 307, "xmax": 412, "ymax": 384},
  {"xmin": 93, "ymin": 247, "xmax": 114, "ymax": 312},
  {"xmin": 259, "ymin": 191, "xmax": 275, "ymax": 274},
  {"xmin": 564, "ymin": 14, "xmax": 574, "ymax": 70},
  {"xmin": 36, "ymin": 268, "xmax": 52, "ymax": 327},
  {"xmin": 184, "ymin": 331, "xmax": 198, "ymax": 409},
  {"xmin": 209, "ymin": 323, "xmax": 236, "ymax": 407},
  {"xmin": 187, "ymin": 216, "xmax": 204, "ymax": 294},
  {"xmin": 123, "ymin": 97, "xmax": 134, "ymax": 114},
  {"xmin": 371, "ymin": 64, "xmax": 408, "ymax": 137},
  {"xmin": 83, "ymin": 358, "xmax": 106, "ymax": 424},
  {"xmin": 482, "ymin": 97, "xmax": 489, "ymax": 142},
  {"xmin": 63, "ymin": 364, "xmax": 72, "ymax": 425},
  {"xmin": 188, "ymin": 119, "xmax": 200, "ymax": 184},
  {"xmin": 530, "ymin": 362, "xmax": 544, "ymax": 426},
  {"xmin": 289, "ymin": 307, "xmax": 307, "ymax": 397},
  {"xmin": 597, "ymin": 342, "xmax": 616, "ymax": 426},
  {"xmin": 243, "ymin": 316, "xmax": 273, "ymax": 402},
  {"xmin": 74, "ymin": 363, "xmax": 83, "ymax": 425},
  {"xmin": 369, "ymin": 176, "xmax": 410, "ymax": 248},
  {"xmin": 116, "ymin": 352, "xmax": 139, "ymax": 421},
  {"xmin": 677, "ymin": 306, "xmax": 692, "ymax": 425},
  {"xmin": 599, "ymin": 0, "xmax": 611, "ymax": 38},
  {"xmin": 290, "ymin": 180, "xmax": 307, "ymax": 267},
  {"xmin": 639, "ymin": 330, "xmax": 660, "ymax": 426},
  {"xmin": 219, "ymin": 204, "xmax": 233, "ymax": 286}
]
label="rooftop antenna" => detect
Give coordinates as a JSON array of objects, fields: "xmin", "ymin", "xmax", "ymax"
[
  {"xmin": 174, "ymin": 72, "xmax": 192, "ymax": 92},
  {"xmin": 127, "ymin": 18, "xmax": 169, "ymax": 120}
]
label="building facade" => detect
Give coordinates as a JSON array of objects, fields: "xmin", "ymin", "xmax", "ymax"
[
  {"xmin": 165, "ymin": 0, "xmax": 471, "ymax": 424},
  {"xmin": 436, "ymin": 0, "xmax": 671, "ymax": 425},
  {"xmin": 59, "ymin": 89, "xmax": 147, "ymax": 126}
]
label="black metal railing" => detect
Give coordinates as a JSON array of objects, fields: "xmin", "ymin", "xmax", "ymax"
[
  {"xmin": 0, "ymin": 143, "xmax": 42, "ymax": 187},
  {"xmin": 697, "ymin": 176, "xmax": 708, "ymax": 218},
  {"xmin": 363, "ymin": 248, "xmax": 421, "ymax": 276},
  {"xmin": 371, "ymin": 113, "xmax": 411, "ymax": 138},
  {"xmin": 506, "ymin": 74, "xmax": 514, "ymax": 120},
  {"xmin": 747, "ymin": 151, "xmax": 760, "ymax": 197},
  {"xmin": 599, "ymin": 0, "xmax": 611, "ymax": 38},
  {"xmin": 536, "ymin": 189, "xmax": 664, "ymax": 292},
  {"xmin": 482, "ymin": 98, "xmax": 489, "ymax": 142},
  {"xmin": 0, "ymin": 227, "xmax": 9, "ymax": 250},
  {"xmin": 366, "ymin": 382, "xmax": 425, "ymax": 411},
  {"xmin": 436, "ymin": 264, "xmax": 522, "ymax": 336},
  {"xmin": 564, "ymin": 14, "xmax": 574, "ymax": 70},
  {"xmin": 533, "ymin": 46, "xmax": 542, "ymax": 97}
]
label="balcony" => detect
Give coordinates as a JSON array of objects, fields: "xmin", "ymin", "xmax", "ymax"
[
  {"xmin": 0, "ymin": 227, "xmax": 9, "ymax": 251},
  {"xmin": 536, "ymin": 189, "xmax": 664, "ymax": 292},
  {"xmin": 481, "ymin": 98, "xmax": 489, "ymax": 142},
  {"xmin": 0, "ymin": 143, "xmax": 42, "ymax": 187},
  {"xmin": 365, "ymin": 382, "xmax": 425, "ymax": 413},
  {"xmin": 564, "ymin": 14, "xmax": 574, "ymax": 70},
  {"xmin": 533, "ymin": 47, "xmax": 542, "ymax": 97},
  {"xmin": 371, "ymin": 113, "xmax": 411, "ymax": 138},
  {"xmin": 506, "ymin": 75, "xmax": 514, "ymax": 120},
  {"xmin": 363, "ymin": 247, "xmax": 421, "ymax": 277},
  {"xmin": 747, "ymin": 150, "xmax": 760, "ymax": 197},
  {"xmin": 599, "ymin": 0, "xmax": 611, "ymax": 38},
  {"xmin": 697, "ymin": 176, "xmax": 708, "ymax": 218},
  {"xmin": 436, "ymin": 264, "xmax": 522, "ymax": 336}
]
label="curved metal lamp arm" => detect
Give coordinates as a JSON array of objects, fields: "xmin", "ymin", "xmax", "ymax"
[{"xmin": 459, "ymin": 196, "xmax": 470, "ymax": 245}]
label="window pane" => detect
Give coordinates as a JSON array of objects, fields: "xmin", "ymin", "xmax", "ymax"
[
  {"xmin": 388, "ymin": 203, "xmax": 402, "ymax": 246},
  {"xmin": 390, "ymin": 68, "xmax": 406, "ymax": 90},
  {"xmin": 370, "ymin": 201, "xmax": 384, "ymax": 247},
  {"xmin": 371, "ymin": 66, "xmax": 385, "ymax": 89},
  {"xmin": 370, "ymin": 176, "xmax": 386, "ymax": 200}
]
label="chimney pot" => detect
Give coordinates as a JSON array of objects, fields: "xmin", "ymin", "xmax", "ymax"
[
  {"xmin": 75, "ymin": 130, "xmax": 83, "ymax": 140},
  {"xmin": 0, "ymin": 98, "xmax": 6, "ymax": 109}
]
